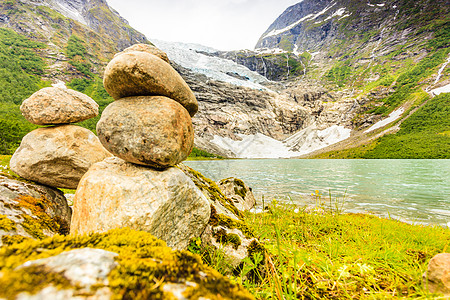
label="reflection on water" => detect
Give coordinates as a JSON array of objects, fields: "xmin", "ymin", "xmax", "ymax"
[{"xmin": 185, "ymin": 159, "xmax": 450, "ymax": 226}]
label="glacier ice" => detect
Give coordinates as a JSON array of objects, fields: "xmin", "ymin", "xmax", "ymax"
[
  {"xmin": 210, "ymin": 125, "xmax": 351, "ymax": 159},
  {"xmin": 152, "ymin": 39, "xmax": 271, "ymax": 90}
]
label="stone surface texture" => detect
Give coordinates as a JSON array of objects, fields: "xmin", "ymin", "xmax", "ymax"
[
  {"xmin": 70, "ymin": 157, "xmax": 210, "ymax": 250},
  {"xmin": 217, "ymin": 177, "xmax": 256, "ymax": 212},
  {"xmin": 96, "ymin": 96, "xmax": 194, "ymax": 168},
  {"xmin": 10, "ymin": 125, "xmax": 111, "ymax": 189},
  {"xmin": 118, "ymin": 43, "xmax": 170, "ymax": 63},
  {"xmin": 19, "ymin": 248, "xmax": 118, "ymax": 290},
  {"xmin": 0, "ymin": 175, "xmax": 71, "ymax": 246},
  {"xmin": 103, "ymin": 51, "xmax": 198, "ymax": 116},
  {"xmin": 424, "ymin": 253, "xmax": 450, "ymax": 296},
  {"xmin": 20, "ymin": 87, "xmax": 99, "ymax": 125}
]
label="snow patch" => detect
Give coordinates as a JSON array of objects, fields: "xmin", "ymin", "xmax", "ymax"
[
  {"xmin": 377, "ymin": 3, "xmax": 385, "ymax": 6},
  {"xmin": 263, "ymin": 2, "xmax": 337, "ymax": 38},
  {"xmin": 284, "ymin": 125, "xmax": 352, "ymax": 155},
  {"xmin": 210, "ymin": 125, "xmax": 351, "ymax": 158},
  {"xmin": 338, "ymin": 13, "xmax": 351, "ymax": 20},
  {"xmin": 364, "ymin": 108, "xmax": 404, "ymax": 133},
  {"xmin": 430, "ymin": 83, "xmax": 450, "ymax": 96},
  {"xmin": 293, "ymin": 45, "xmax": 300, "ymax": 56},
  {"xmin": 153, "ymin": 40, "xmax": 270, "ymax": 90},
  {"xmin": 322, "ymin": 7, "xmax": 346, "ymax": 22}
]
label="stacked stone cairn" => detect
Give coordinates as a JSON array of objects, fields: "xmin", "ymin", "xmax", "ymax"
[
  {"xmin": 70, "ymin": 44, "xmax": 211, "ymax": 250},
  {"xmin": 10, "ymin": 87, "xmax": 111, "ymax": 189}
]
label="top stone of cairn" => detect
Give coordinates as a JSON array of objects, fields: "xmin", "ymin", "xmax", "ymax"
[
  {"xmin": 103, "ymin": 44, "xmax": 198, "ymax": 116},
  {"xmin": 20, "ymin": 87, "xmax": 99, "ymax": 125}
]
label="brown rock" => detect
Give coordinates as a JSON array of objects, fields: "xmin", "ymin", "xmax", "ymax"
[
  {"xmin": 424, "ymin": 253, "xmax": 450, "ymax": 296},
  {"xmin": 20, "ymin": 87, "xmax": 99, "ymax": 125},
  {"xmin": 70, "ymin": 157, "xmax": 211, "ymax": 250},
  {"xmin": 10, "ymin": 125, "xmax": 112, "ymax": 189},
  {"xmin": 103, "ymin": 51, "xmax": 198, "ymax": 116},
  {"xmin": 97, "ymin": 96, "xmax": 194, "ymax": 168},
  {"xmin": 118, "ymin": 43, "xmax": 170, "ymax": 63}
]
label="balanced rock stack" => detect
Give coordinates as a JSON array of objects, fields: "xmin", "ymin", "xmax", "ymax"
[
  {"xmin": 10, "ymin": 87, "xmax": 111, "ymax": 189},
  {"xmin": 70, "ymin": 44, "xmax": 211, "ymax": 250}
]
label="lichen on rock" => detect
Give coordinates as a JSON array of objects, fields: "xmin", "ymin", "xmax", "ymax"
[{"xmin": 0, "ymin": 175, "xmax": 72, "ymax": 247}]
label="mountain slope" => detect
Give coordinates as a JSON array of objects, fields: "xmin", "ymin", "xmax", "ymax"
[
  {"xmin": 248, "ymin": 0, "xmax": 450, "ymax": 158},
  {"xmin": 0, "ymin": 0, "xmax": 151, "ymax": 154}
]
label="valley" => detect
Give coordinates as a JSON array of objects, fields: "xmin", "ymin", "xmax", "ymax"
[{"xmin": 1, "ymin": 0, "xmax": 449, "ymax": 158}]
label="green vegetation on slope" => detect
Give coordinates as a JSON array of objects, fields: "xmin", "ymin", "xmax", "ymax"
[
  {"xmin": 316, "ymin": 93, "xmax": 450, "ymax": 159},
  {"xmin": 66, "ymin": 34, "xmax": 93, "ymax": 77},
  {"xmin": 0, "ymin": 28, "xmax": 47, "ymax": 104},
  {"xmin": 237, "ymin": 202, "xmax": 449, "ymax": 299},
  {"xmin": 363, "ymin": 93, "xmax": 450, "ymax": 158},
  {"xmin": 0, "ymin": 28, "xmax": 48, "ymax": 154}
]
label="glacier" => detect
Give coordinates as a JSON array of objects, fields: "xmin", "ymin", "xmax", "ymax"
[{"xmin": 152, "ymin": 39, "xmax": 271, "ymax": 90}]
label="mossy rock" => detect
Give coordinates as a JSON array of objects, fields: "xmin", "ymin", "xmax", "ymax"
[
  {"xmin": 0, "ymin": 227, "xmax": 254, "ymax": 300},
  {"xmin": 216, "ymin": 177, "xmax": 256, "ymax": 212},
  {"xmin": 178, "ymin": 164, "xmax": 264, "ymax": 278},
  {"xmin": 0, "ymin": 175, "xmax": 71, "ymax": 246}
]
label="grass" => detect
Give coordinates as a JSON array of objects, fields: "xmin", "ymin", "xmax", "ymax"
[
  {"xmin": 196, "ymin": 198, "xmax": 449, "ymax": 299},
  {"xmin": 244, "ymin": 203, "xmax": 449, "ymax": 299}
]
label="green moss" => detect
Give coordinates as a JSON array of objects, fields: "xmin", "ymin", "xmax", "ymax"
[
  {"xmin": 0, "ymin": 214, "xmax": 16, "ymax": 231},
  {"xmin": 0, "ymin": 228, "xmax": 253, "ymax": 300},
  {"xmin": 210, "ymin": 206, "xmax": 254, "ymax": 239},
  {"xmin": 12, "ymin": 195, "xmax": 70, "ymax": 238},
  {"xmin": 1, "ymin": 234, "xmax": 29, "ymax": 246},
  {"xmin": 0, "ymin": 265, "xmax": 73, "ymax": 298},
  {"xmin": 233, "ymin": 178, "xmax": 247, "ymax": 199},
  {"xmin": 214, "ymin": 228, "xmax": 242, "ymax": 250},
  {"xmin": 180, "ymin": 165, "xmax": 244, "ymax": 219}
]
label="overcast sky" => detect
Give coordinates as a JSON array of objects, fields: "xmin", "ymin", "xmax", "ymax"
[{"xmin": 107, "ymin": 0, "xmax": 301, "ymax": 51}]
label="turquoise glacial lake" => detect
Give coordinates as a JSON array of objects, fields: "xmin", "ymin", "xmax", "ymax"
[{"xmin": 185, "ymin": 159, "xmax": 450, "ymax": 227}]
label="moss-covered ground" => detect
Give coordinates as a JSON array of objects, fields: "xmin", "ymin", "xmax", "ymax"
[
  {"xmin": 0, "ymin": 228, "xmax": 254, "ymax": 300},
  {"xmin": 230, "ymin": 201, "xmax": 450, "ymax": 299}
]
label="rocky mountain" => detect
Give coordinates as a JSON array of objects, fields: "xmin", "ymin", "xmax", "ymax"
[
  {"xmin": 0, "ymin": 0, "xmax": 448, "ymax": 159},
  {"xmin": 0, "ymin": 0, "xmax": 149, "ymax": 81}
]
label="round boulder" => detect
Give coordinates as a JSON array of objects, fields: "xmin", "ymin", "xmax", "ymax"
[
  {"xmin": 70, "ymin": 157, "xmax": 211, "ymax": 250},
  {"xmin": 96, "ymin": 96, "xmax": 194, "ymax": 168},
  {"xmin": 103, "ymin": 51, "xmax": 198, "ymax": 116},
  {"xmin": 10, "ymin": 125, "xmax": 112, "ymax": 189},
  {"xmin": 20, "ymin": 87, "xmax": 99, "ymax": 125},
  {"xmin": 424, "ymin": 253, "xmax": 450, "ymax": 296},
  {"xmin": 117, "ymin": 43, "xmax": 170, "ymax": 63}
]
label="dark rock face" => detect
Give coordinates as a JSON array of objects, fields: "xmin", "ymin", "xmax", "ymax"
[{"xmin": 215, "ymin": 50, "xmax": 306, "ymax": 81}]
